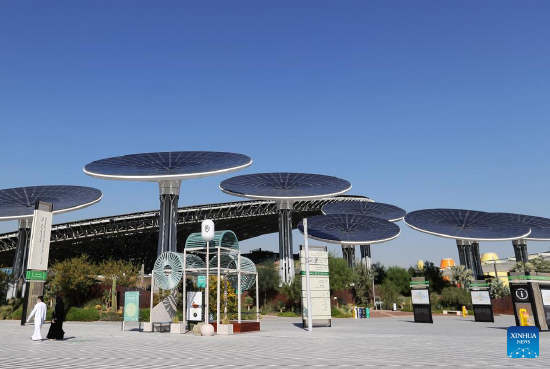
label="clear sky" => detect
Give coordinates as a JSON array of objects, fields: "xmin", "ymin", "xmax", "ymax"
[{"xmin": 1, "ymin": 1, "xmax": 550, "ymax": 267}]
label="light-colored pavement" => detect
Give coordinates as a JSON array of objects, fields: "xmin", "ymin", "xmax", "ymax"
[{"xmin": 0, "ymin": 315, "xmax": 548, "ymax": 368}]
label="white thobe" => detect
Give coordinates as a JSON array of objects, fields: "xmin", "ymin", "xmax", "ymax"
[{"xmin": 27, "ymin": 302, "xmax": 47, "ymax": 341}]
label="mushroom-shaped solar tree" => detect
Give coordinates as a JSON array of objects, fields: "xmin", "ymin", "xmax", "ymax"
[
  {"xmin": 220, "ymin": 173, "xmax": 351, "ymax": 283},
  {"xmin": 491, "ymin": 213, "xmax": 550, "ymax": 263},
  {"xmin": 84, "ymin": 152, "xmax": 252, "ymax": 257},
  {"xmin": 404, "ymin": 209, "xmax": 532, "ymax": 280},
  {"xmin": 322, "ymin": 201, "xmax": 406, "ymax": 267},
  {"xmin": 0, "ymin": 185, "xmax": 102, "ymax": 320}
]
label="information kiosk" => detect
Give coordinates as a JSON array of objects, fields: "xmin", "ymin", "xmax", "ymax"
[
  {"xmin": 509, "ymin": 272, "xmax": 550, "ymax": 331},
  {"xmin": 411, "ymin": 277, "xmax": 432, "ymax": 323},
  {"xmin": 470, "ymin": 280, "xmax": 494, "ymax": 322}
]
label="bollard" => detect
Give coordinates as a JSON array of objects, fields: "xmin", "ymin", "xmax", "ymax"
[
  {"xmin": 462, "ymin": 306, "xmax": 467, "ymax": 318},
  {"xmin": 519, "ymin": 308, "xmax": 533, "ymax": 326}
]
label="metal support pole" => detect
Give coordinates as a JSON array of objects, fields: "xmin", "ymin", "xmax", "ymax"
[
  {"xmin": 157, "ymin": 180, "xmax": 181, "ymax": 256},
  {"xmin": 255, "ymin": 277, "xmax": 259, "ymax": 322},
  {"xmin": 360, "ymin": 244, "xmax": 371, "ymax": 268},
  {"xmin": 182, "ymin": 250, "xmax": 187, "ymax": 328},
  {"xmin": 341, "ymin": 245, "xmax": 355, "ymax": 267},
  {"xmin": 238, "ymin": 252, "xmax": 242, "ymax": 323},
  {"xmin": 304, "ymin": 218, "xmax": 313, "ymax": 331},
  {"xmin": 217, "ymin": 245, "xmax": 221, "ymax": 327},
  {"xmin": 277, "ymin": 202, "xmax": 294, "ymax": 284},
  {"xmin": 456, "ymin": 240, "xmax": 467, "ymax": 267},
  {"xmin": 205, "ymin": 241, "xmax": 210, "ymax": 323},
  {"xmin": 9, "ymin": 219, "xmax": 31, "ymax": 301},
  {"xmin": 492, "ymin": 255, "xmax": 498, "ymax": 281},
  {"xmin": 471, "ymin": 242, "xmax": 483, "ymax": 278},
  {"xmin": 519, "ymin": 240, "xmax": 528, "ymax": 263},
  {"xmin": 149, "ymin": 272, "xmax": 154, "ymax": 323}
]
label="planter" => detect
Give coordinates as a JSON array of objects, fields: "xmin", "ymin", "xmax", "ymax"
[
  {"xmin": 143, "ymin": 322, "xmax": 153, "ymax": 332},
  {"xmin": 217, "ymin": 324, "xmax": 233, "ymax": 335},
  {"xmin": 170, "ymin": 323, "xmax": 186, "ymax": 334}
]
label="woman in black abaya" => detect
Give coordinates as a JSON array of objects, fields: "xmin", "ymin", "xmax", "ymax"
[{"xmin": 47, "ymin": 296, "xmax": 65, "ymax": 340}]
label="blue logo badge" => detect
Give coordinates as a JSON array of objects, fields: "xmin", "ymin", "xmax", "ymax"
[{"xmin": 507, "ymin": 326, "xmax": 539, "ymax": 358}]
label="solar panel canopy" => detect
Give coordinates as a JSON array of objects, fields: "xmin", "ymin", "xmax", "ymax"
[
  {"xmin": 298, "ymin": 214, "xmax": 400, "ymax": 245},
  {"xmin": 404, "ymin": 209, "xmax": 532, "ymax": 241},
  {"xmin": 322, "ymin": 201, "xmax": 406, "ymax": 222},
  {"xmin": 84, "ymin": 151, "xmax": 252, "ymax": 181},
  {"xmin": 220, "ymin": 173, "xmax": 351, "ymax": 201},
  {"xmin": 0, "ymin": 186, "xmax": 102, "ymax": 220},
  {"xmin": 492, "ymin": 212, "xmax": 550, "ymax": 241}
]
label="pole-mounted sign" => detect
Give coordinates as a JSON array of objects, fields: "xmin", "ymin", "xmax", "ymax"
[{"xmin": 26, "ymin": 201, "xmax": 54, "ymax": 275}]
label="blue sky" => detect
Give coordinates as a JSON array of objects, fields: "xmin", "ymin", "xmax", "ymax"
[{"xmin": 1, "ymin": 1, "xmax": 550, "ymax": 267}]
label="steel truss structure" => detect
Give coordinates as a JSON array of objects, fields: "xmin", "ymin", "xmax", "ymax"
[{"xmin": 0, "ymin": 195, "xmax": 369, "ymax": 270}]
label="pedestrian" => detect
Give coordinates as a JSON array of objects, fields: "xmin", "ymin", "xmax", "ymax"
[
  {"xmin": 46, "ymin": 296, "xmax": 65, "ymax": 340},
  {"xmin": 27, "ymin": 296, "xmax": 47, "ymax": 341}
]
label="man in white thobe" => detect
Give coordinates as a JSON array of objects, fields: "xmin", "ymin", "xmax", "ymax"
[{"xmin": 27, "ymin": 296, "xmax": 47, "ymax": 341}]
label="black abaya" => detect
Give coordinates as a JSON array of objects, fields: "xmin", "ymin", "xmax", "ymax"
[{"xmin": 47, "ymin": 297, "xmax": 65, "ymax": 340}]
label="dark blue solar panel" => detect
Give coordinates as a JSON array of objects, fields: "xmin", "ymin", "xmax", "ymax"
[
  {"xmin": 298, "ymin": 214, "xmax": 400, "ymax": 244},
  {"xmin": 0, "ymin": 186, "xmax": 102, "ymax": 220},
  {"xmin": 404, "ymin": 209, "xmax": 531, "ymax": 241},
  {"xmin": 492, "ymin": 213, "xmax": 550, "ymax": 241},
  {"xmin": 220, "ymin": 173, "xmax": 351, "ymax": 199},
  {"xmin": 322, "ymin": 201, "xmax": 406, "ymax": 222},
  {"xmin": 84, "ymin": 151, "xmax": 252, "ymax": 179}
]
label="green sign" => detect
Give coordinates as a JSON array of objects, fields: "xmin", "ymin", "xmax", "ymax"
[
  {"xmin": 299, "ymin": 271, "xmax": 329, "ymax": 276},
  {"xmin": 197, "ymin": 275, "xmax": 206, "ymax": 288},
  {"xmin": 26, "ymin": 270, "xmax": 47, "ymax": 281},
  {"xmin": 123, "ymin": 291, "xmax": 140, "ymax": 322}
]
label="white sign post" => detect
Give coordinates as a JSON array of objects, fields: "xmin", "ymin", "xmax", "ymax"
[
  {"xmin": 303, "ymin": 219, "xmax": 313, "ymax": 331},
  {"xmin": 200, "ymin": 219, "xmax": 215, "ymax": 336}
]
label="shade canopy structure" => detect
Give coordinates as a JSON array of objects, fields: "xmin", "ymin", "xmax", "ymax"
[
  {"xmin": 0, "ymin": 185, "xmax": 102, "ymax": 299},
  {"xmin": 298, "ymin": 214, "xmax": 400, "ymax": 245},
  {"xmin": 404, "ymin": 209, "xmax": 532, "ymax": 279},
  {"xmin": 322, "ymin": 201, "xmax": 406, "ymax": 222},
  {"xmin": 84, "ymin": 151, "xmax": 252, "ymax": 257},
  {"xmin": 0, "ymin": 185, "xmax": 102, "ymax": 221},
  {"xmin": 492, "ymin": 212, "xmax": 550, "ymax": 263},
  {"xmin": 220, "ymin": 173, "xmax": 352, "ymax": 283},
  {"xmin": 322, "ymin": 201, "xmax": 406, "ymax": 267}
]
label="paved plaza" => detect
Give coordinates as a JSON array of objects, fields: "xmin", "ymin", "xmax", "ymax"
[{"xmin": 1, "ymin": 315, "xmax": 549, "ymax": 368}]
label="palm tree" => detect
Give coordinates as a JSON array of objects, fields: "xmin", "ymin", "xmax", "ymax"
[{"xmin": 448, "ymin": 266, "xmax": 474, "ymax": 288}]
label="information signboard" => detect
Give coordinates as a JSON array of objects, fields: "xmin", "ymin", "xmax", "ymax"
[
  {"xmin": 27, "ymin": 202, "xmax": 53, "ymax": 272},
  {"xmin": 300, "ymin": 246, "xmax": 331, "ymax": 326},
  {"xmin": 187, "ymin": 291, "xmax": 203, "ymax": 321},
  {"xmin": 471, "ymin": 290, "xmax": 491, "ymax": 306},
  {"xmin": 197, "ymin": 276, "xmax": 206, "ymax": 288},
  {"xmin": 411, "ymin": 289, "xmax": 430, "ymax": 304},
  {"xmin": 124, "ymin": 291, "xmax": 140, "ymax": 322}
]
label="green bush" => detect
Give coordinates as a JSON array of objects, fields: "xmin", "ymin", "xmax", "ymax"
[
  {"xmin": 84, "ymin": 298, "xmax": 104, "ymax": 309},
  {"xmin": 277, "ymin": 311, "xmax": 300, "ymax": 317},
  {"xmin": 99, "ymin": 311, "xmax": 121, "ymax": 321},
  {"xmin": 331, "ymin": 308, "xmax": 352, "ymax": 318},
  {"xmin": 65, "ymin": 307, "xmax": 99, "ymax": 321},
  {"xmin": 438, "ymin": 287, "xmax": 472, "ymax": 310},
  {"xmin": 11, "ymin": 307, "xmax": 22, "ymax": 320},
  {"xmin": 140, "ymin": 308, "xmax": 150, "ymax": 321}
]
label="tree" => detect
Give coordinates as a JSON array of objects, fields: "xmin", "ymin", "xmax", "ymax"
[
  {"xmin": 510, "ymin": 262, "xmax": 534, "ymax": 273},
  {"xmin": 328, "ymin": 254, "xmax": 355, "ymax": 293},
  {"xmin": 97, "ymin": 259, "xmax": 140, "ymax": 287},
  {"xmin": 0, "ymin": 269, "xmax": 11, "ymax": 301},
  {"xmin": 372, "ymin": 262, "xmax": 387, "ymax": 284},
  {"xmin": 379, "ymin": 280, "xmax": 399, "ymax": 309},
  {"xmin": 414, "ymin": 261, "xmax": 448, "ymax": 293},
  {"xmin": 530, "ymin": 257, "xmax": 550, "ymax": 273},
  {"xmin": 49, "ymin": 254, "xmax": 98, "ymax": 306},
  {"xmin": 280, "ymin": 277, "xmax": 301, "ymax": 313},
  {"xmin": 256, "ymin": 262, "xmax": 280, "ymax": 307},
  {"xmin": 490, "ymin": 279, "xmax": 510, "ymax": 299},
  {"xmin": 244, "ymin": 296, "xmax": 254, "ymax": 311},
  {"xmin": 448, "ymin": 266, "xmax": 474, "ymax": 288},
  {"xmin": 353, "ymin": 264, "xmax": 374, "ymax": 305},
  {"xmin": 208, "ymin": 276, "xmax": 237, "ymax": 319},
  {"xmin": 386, "ymin": 266, "xmax": 411, "ymax": 296}
]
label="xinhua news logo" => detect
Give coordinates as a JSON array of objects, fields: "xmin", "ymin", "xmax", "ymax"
[{"xmin": 507, "ymin": 326, "xmax": 539, "ymax": 358}]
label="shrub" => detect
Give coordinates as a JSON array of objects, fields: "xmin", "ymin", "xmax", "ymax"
[
  {"xmin": 331, "ymin": 307, "xmax": 352, "ymax": 318},
  {"xmin": 65, "ymin": 307, "xmax": 99, "ymax": 321},
  {"xmin": 11, "ymin": 307, "xmax": 23, "ymax": 320},
  {"xmin": 99, "ymin": 311, "xmax": 121, "ymax": 321},
  {"xmin": 84, "ymin": 298, "xmax": 104, "ymax": 309},
  {"xmin": 0, "ymin": 305, "xmax": 13, "ymax": 320},
  {"xmin": 277, "ymin": 311, "xmax": 300, "ymax": 317},
  {"xmin": 439, "ymin": 287, "xmax": 471, "ymax": 310},
  {"xmin": 140, "ymin": 308, "xmax": 150, "ymax": 321}
]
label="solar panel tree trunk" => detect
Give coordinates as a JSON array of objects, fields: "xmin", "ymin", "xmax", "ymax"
[
  {"xmin": 8, "ymin": 219, "xmax": 31, "ymax": 300},
  {"xmin": 360, "ymin": 245, "xmax": 371, "ymax": 268},
  {"xmin": 512, "ymin": 240, "xmax": 529, "ymax": 263},
  {"xmin": 277, "ymin": 202, "xmax": 295, "ymax": 284},
  {"xmin": 157, "ymin": 180, "xmax": 181, "ymax": 255}
]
